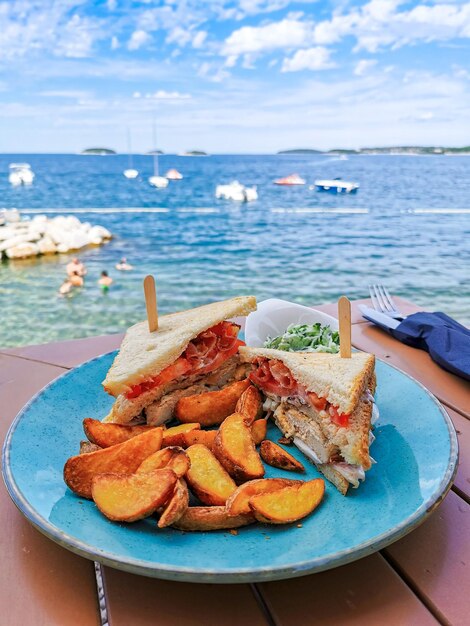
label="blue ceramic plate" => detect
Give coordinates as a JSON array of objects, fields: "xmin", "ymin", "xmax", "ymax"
[{"xmin": 2, "ymin": 352, "xmax": 458, "ymax": 583}]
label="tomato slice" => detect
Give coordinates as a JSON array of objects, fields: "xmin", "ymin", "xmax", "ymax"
[
  {"xmin": 197, "ymin": 339, "xmax": 244, "ymax": 374},
  {"xmin": 308, "ymin": 392, "xmax": 327, "ymax": 411},
  {"xmin": 125, "ymin": 357, "xmax": 192, "ymax": 399},
  {"xmin": 329, "ymin": 406, "xmax": 350, "ymax": 427}
]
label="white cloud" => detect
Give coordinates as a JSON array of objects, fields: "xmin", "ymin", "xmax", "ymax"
[
  {"xmin": 107, "ymin": 0, "xmax": 117, "ymax": 10},
  {"xmin": 198, "ymin": 62, "xmax": 230, "ymax": 83},
  {"xmin": 146, "ymin": 90, "xmax": 192, "ymax": 100},
  {"xmin": 281, "ymin": 47, "xmax": 334, "ymax": 72},
  {"xmin": 39, "ymin": 90, "xmax": 91, "ymax": 99},
  {"xmin": 111, "ymin": 36, "xmax": 120, "ymax": 50},
  {"xmin": 127, "ymin": 30, "xmax": 151, "ymax": 51},
  {"xmin": 166, "ymin": 27, "xmax": 193, "ymax": 47},
  {"xmin": 192, "ymin": 31, "xmax": 207, "ymax": 49},
  {"xmin": 222, "ymin": 18, "xmax": 311, "ymax": 58},
  {"xmin": 354, "ymin": 59, "xmax": 377, "ymax": 76}
]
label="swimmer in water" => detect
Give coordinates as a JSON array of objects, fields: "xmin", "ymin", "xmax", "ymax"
[
  {"xmin": 66, "ymin": 257, "xmax": 87, "ymax": 277},
  {"xmin": 69, "ymin": 271, "xmax": 84, "ymax": 287},
  {"xmin": 115, "ymin": 257, "xmax": 133, "ymax": 271},
  {"xmin": 98, "ymin": 271, "xmax": 113, "ymax": 292}
]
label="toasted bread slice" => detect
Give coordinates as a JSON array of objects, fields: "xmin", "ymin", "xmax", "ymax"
[
  {"xmin": 104, "ymin": 296, "xmax": 256, "ymax": 397},
  {"xmin": 239, "ymin": 347, "xmax": 374, "ymax": 416}
]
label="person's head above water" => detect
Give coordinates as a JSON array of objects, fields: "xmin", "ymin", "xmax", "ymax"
[
  {"xmin": 120, "ymin": 257, "xmax": 127, "ymax": 263},
  {"xmin": 72, "ymin": 258, "xmax": 79, "ymax": 264},
  {"xmin": 101, "ymin": 271, "xmax": 108, "ymax": 277}
]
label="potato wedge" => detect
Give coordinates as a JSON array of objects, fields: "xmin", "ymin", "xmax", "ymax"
[
  {"xmin": 172, "ymin": 506, "xmax": 254, "ymax": 531},
  {"xmin": 213, "ymin": 413, "xmax": 264, "ymax": 482},
  {"xmin": 158, "ymin": 478, "xmax": 189, "ymax": 528},
  {"xmin": 137, "ymin": 447, "xmax": 190, "ymax": 477},
  {"xmin": 260, "ymin": 440, "xmax": 305, "ymax": 473},
  {"xmin": 181, "ymin": 430, "xmax": 217, "ymax": 450},
  {"xmin": 175, "ymin": 380, "xmax": 250, "ymax": 426},
  {"xmin": 91, "ymin": 468, "xmax": 177, "ymax": 522},
  {"xmin": 162, "ymin": 423, "xmax": 201, "ymax": 447},
  {"xmin": 235, "ymin": 385, "xmax": 263, "ymax": 425},
  {"xmin": 225, "ymin": 478, "xmax": 301, "ymax": 516},
  {"xmin": 79, "ymin": 440, "xmax": 101, "ymax": 455},
  {"xmin": 83, "ymin": 418, "xmax": 154, "ymax": 448},
  {"xmin": 251, "ymin": 419, "xmax": 268, "ymax": 445},
  {"xmin": 186, "ymin": 444, "xmax": 236, "ymax": 505},
  {"xmin": 250, "ymin": 479, "xmax": 325, "ymax": 524},
  {"xmin": 64, "ymin": 428, "xmax": 163, "ymax": 499}
]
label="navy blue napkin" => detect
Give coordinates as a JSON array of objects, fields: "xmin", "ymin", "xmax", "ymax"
[{"xmin": 391, "ymin": 312, "xmax": 470, "ymax": 381}]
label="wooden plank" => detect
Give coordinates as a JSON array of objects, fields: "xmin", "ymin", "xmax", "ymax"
[
  {"xmin": 258, "ymin": 553, "xmax": 438, "ymax": 626},
  {"xmin": 314, "ymin": 296, "xmax": 422, "ymax": 325},
  {"xmin": 384, "ymin": 490, "xmax": 469, "ymax": 626},
  {"xmin": 446, "ymin": 407, "xmax": 470, "ymax": 501},
  {"xmin": 351, "ymin": 323, "xmax": 470, "ymax": 417},
  {"xmin": 0, "ymin": 354, "xmax": 99, "ymax": 626},
  {"xmin": 102, "ymin": 567, "xmax": 269, "ymax": 626},
  {"xmin": 0, "ymin": 332, "xmax": 124, "ymax": 368}
]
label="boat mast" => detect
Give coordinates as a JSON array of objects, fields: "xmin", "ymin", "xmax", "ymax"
[
  {"xmin": 127, "ymin": 127, "xmax": 133, "ymax": 170},
  {"xmin": 152, "ymin": 115, "xmax": 159, "ymax": 177}
]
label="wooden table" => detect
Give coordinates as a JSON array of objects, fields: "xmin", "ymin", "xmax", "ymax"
[{"xmin": 1, "ymin": 297, "xmax": 469, "ymax": 626}]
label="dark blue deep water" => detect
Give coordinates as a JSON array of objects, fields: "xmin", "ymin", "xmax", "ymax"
[{"xmin": 1, "ymin": 153, "xmax": 469, "ymax": 347}]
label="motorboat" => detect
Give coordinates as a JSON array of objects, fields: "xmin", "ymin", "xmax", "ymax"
[
  {"xmin": 313, "ymin": 178, "xmax": 359, "ymax": 193},
  {"xmin": 274, "ymin": 173, "xmax": 305, "ymax": 186},
  {"xmin": 123, "ymin": 168, "xmax": 139, "ymax": 179},
  {"xmin": 165, "ymin": 169, "xmax": 183, "ymax": 180},
  {"xmin": 9, "ymin": 163, "xmax": 35, "ymax": 186},
  {"xmin": 216, "ymin": 181, "xmax": 258, "ymax": 202},
  {"xmin": 123, "ymin": 128, "xmax": 139, "ymax": 179},
  {"xmin": 149, "ymin": 175, "xmax": 169, "ymax": 188}
]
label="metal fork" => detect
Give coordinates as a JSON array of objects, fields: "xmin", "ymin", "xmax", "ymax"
[{"xmin": 369, "ymin": 284, "xmax": 404, "ymax": 319}]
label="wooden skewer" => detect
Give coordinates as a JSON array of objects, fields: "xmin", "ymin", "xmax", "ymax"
[
  {"xmin": 338, "ymin": 296, "xmax": 352, "ymax": 358},
  {"xmin": 143, "ymin": 275, "xmax": 158, "ymax": 332}
]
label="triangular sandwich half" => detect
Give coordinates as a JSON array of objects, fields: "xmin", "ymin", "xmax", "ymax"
[
  {"xmin": 239, "ymin": 346, "xmax": 376, "ymax": 494},
  {"xmin": 103, "ymin": 296, "xmax": 256, "ymax": 424}
]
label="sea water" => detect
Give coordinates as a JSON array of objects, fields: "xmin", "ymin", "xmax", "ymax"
[{"xmin": 0, "ymin": 153, "xmax": 469, "ymax": 347}]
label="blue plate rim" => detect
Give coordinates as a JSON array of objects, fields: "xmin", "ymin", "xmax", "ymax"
[{"xmin": 1, "ymin": 350, "xmax": 459, "ymax": 583}]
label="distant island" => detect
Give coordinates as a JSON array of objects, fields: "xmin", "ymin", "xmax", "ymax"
[
  {"xmin": 278, "ymin": 149, "xmax": 322, "ymax": 154},
  {"xmin": 278, "ymin": 146, "xmax": 470, "ymax": 155},
  {"xmin": 147, "ymin": 149, "xmax": 164, "ymax": 155},
  {"xmin": 182, "ymin": 150, "xmax": 208, "ymax": 156},
  {"xmin": 81, "ymin": 148, "xmax": 116, "ymax": 155}
]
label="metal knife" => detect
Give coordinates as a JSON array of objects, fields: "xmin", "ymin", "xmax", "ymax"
[{"xmin": 358, "ymin": 305, "xmax": 401, "ymax": 333}]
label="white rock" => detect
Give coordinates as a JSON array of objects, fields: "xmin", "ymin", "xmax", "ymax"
[
  {"xmin": 88, "ymin": 225, "xmax": 112, "ymax": 240},
  {"xmin": 37, "ymin": 236, "xmax": 57, "ymax": 255},
  {"xmin": 5, "ymin": 242, "xmax": 39, "ymax": 258},
  {"xmin": 0, "ymin": 234, "xmax": 35, "ymax": 252}
]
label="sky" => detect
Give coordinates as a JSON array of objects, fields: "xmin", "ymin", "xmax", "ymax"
[{"xmin": 0, "ymin": 0, "xmax": 469, "ymax": 153}]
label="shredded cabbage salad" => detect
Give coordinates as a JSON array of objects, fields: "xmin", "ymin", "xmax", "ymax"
[{"xmin": 264, "ymin": 323, "xmax": 340, "ymax": 353}]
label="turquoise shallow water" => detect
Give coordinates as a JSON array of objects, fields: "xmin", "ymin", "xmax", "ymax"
[{"xmin": 0, "ymin": 153, "xmax": 469, "ymax": 347}]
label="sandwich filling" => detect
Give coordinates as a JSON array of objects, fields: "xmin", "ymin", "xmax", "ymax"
[
  {"xmin": 105, "ymin": 322, "xmax": 248, "ymax": 424},
  {"xmin": 249, "ymin": 357, "xmax": 376, "ymax": 489}
]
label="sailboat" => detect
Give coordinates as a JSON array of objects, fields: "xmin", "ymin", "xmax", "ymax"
[
  {"xmin": 148, "ymin": 118, "xmax": 168, "ymax": 188},
  {"xmin": 123, "ymin": 128, "xmax": 139, "ymax": 179}
]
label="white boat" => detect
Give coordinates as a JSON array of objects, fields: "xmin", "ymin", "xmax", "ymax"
[
  {"xmin": 123, "ymin": 128, "xmax": 139, "ymax": 179},
  {"xmin": 149, "ymin": 175, "xmax": 169, "ymax": 188},
  {"xmin": 148, "ymin": 119, "xmax": 168, "ymax": 188},
  {"xmin": 165, "ymin": 168, "xmax": 183, "ymax": 180},
  {"xmin": 9, "ymin": 163, "xmax": 35, "ymax": 186},
  {"xmin": 274, "ymin": 173, "xmax": 305, "ymax": 186},
  {"xmin": 313, "ymin": 178, "xmax": 359, "ymax": 194},
  {"xmin": 215, "ymin": 181, "xmax": 258, "ymax": 202}
]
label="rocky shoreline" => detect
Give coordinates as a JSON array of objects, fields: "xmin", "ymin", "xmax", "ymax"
[{"xmin": 0, "ymin": 209, "xmax": 112, "ymax": 260}]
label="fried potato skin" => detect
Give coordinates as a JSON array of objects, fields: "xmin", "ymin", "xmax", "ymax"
[
  {"xmin": 235, "ymin": 385, "xmax": 263, "ymax": 425},
  {"xmin": 64, "ymin": 428, "xmax": 163, "ymax": 499},
  {"xmin": 158, "ymin": 478, "xmax": 189, "ymax": 528},
  {"xmin": 250, "ymin": 479, "xmax": 325, "ymax": 524},
  {"xmin": 186, "ymin": 444, "xmax": 236, "ymax": 505},
  {"xmin": 181, "ymin": 430, "xmax": 217, "ymax": 450},
  {"xmin": 91, "ymin": 468, "xmax": 177, "ymax": 522},
  {"xmin": 137, "ymin": 446, "xmax": 190, "ymax": 477},
  {"xmin": 225, "ymin": 478, "xmax": 300, "ymax": 516},
  {"xmin": 251, "ymin": 419, "xmax": 268, "ymax": 445},
  {"xmin": 175, "ymin": 380, "xmax": 250, "ymax": 426},
  {"xmin": 172, "ymin": 506, "xmax": 254, "ymax": 531},
  {"xmin": 213, "ymin": 413, "xmax": 265, "ymax": 483},
  {"xmin": 83, "ymin": 418, "xmax": 154, "ymax": 448},
  {"xmin": 260, "ymin": 440, "xmax": 305, "ymax": 473},
  {"xmin": 162, "ymin": 423, "xmax": 201, "ymax": 447},
  {"xmin": 79, "ymin": 440, "xmax": 101, "ymax": 455}
]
